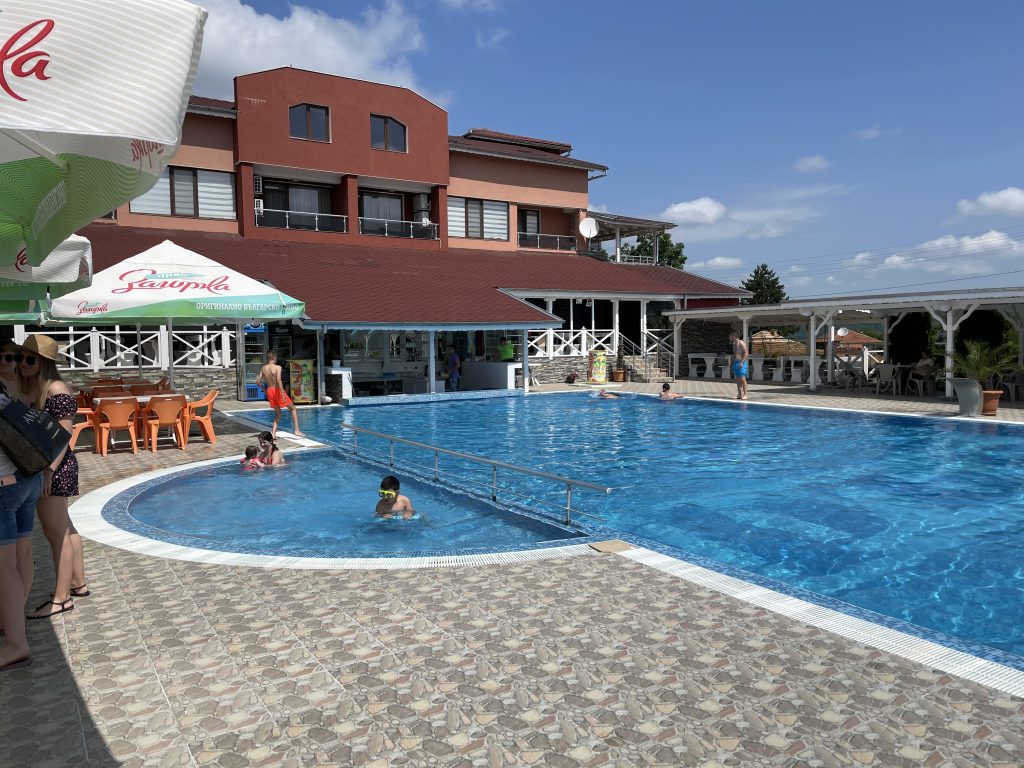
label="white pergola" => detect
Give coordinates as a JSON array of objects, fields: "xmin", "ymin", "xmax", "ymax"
[{"xmin": 663, "ymin": 286, "xmax": 1024, "ymax": 397}]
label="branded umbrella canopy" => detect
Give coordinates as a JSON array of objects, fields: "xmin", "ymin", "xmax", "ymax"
[
  {"xmin": 0, "ymin": 0, "xmax": 207, "ymax": 268},
  {"xmin": 49, "ymin": 240, "xmax": 305, "ymax": 387},
  {"xmin": 0, "ymin": 234, "xmax": 91, "ymax": 320}
]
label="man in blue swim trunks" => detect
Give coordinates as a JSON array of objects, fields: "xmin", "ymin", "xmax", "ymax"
[{"xmin": 729, "ymin": 330, "xmax": 749, "ymax": 400}]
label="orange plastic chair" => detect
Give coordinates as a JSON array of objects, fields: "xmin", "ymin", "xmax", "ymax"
[
  {"xmin": 129, "ymin": 383, "xmax": 162, "ymax": 396},
  {"xmin": 143, "ymin": 394, "xmax": 187, "ymax": 452},
  {"xmin": 94, "ymin": 397, "xmax": 139, "ymax": 456},
  {"xmin": 93, "ymin": 377, "xmax": 123, "ymax": 386},
  {"xmin": 91, "ymin": 385, "xmax": 127, "ymax": 399},
  {"xmin": 68, "ymin": 406, "xmax": 96, "ymax": 451},
  {"xmin": 184, "ymin": 389, "xmax": 218, "ymax": 446},
  {"xmin": 156, "ymin": 375, "xmax": 170, "ymax": 390}
]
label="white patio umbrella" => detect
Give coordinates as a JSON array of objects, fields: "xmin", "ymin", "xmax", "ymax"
[
  {"xmin": 0, "ymin": 234, "xmax": 91, "ymax": 320},
  {"xmin": 0, "ymin": 0, "xmax": 206, "ymax": 267},
  {"xmin": 49, "ymin": 240, "xmax": 305, "ymax": 388}
]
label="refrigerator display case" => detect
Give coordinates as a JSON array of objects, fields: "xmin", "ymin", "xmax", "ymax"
[{"xmin": 240, "ymin": 324, "xmax": 268, "ymax": 401}]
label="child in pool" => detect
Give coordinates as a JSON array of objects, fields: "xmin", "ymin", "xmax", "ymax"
[
  {"xmin": 240, "ymin": 445, "xmax": 263, "ymax": 469},
  {"xmin": 375, "ymin": 475, "xmax": 415, "ymax": 520}
]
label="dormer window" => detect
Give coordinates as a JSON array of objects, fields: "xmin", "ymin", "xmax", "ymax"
[
  {"xmin": 289, "ymin": 104, "xmax": 329, "ymax": 142},
  {"xmin": 370, "ymin": 114, "xmax": 407, "ymax": 152}
]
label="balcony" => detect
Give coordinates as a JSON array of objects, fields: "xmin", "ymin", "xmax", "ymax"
[
  {"xmin": 256, "ymin": 208, "xmax": 347, "ymax": 233},
  {"xmin": 518, "ymin": 232, "xmax": 576, "ymax": 251},
  {"xmin": 359, "ymin": 217, "xmax": 439, "ymax": 240}
]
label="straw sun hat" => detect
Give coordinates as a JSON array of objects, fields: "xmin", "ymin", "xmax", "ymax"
[{"xmin": 22, "ymin": 334, "xmax": 61, "ymax": 362}]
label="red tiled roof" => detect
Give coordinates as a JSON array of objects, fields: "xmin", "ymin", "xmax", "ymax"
[
  {"xmin": 449, "ymin": 135, "xmax": 607, "ymax": 172},
  {"xmin": 78, "ymin": 225, "xmax": 742, "ymax": 326},
  {"xmin": 187, "ymin": 95, "xmax": 236, "ymax": 112},
  {"xmin": 462, "ymin": 129, "xmax": 572, "ymax": 155}
]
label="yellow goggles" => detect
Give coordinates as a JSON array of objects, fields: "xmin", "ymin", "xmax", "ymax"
[{"xmin": 378, "ymin": 490, "xmax": 397, "ymax": 498}]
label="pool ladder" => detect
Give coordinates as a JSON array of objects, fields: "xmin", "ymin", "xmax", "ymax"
[{"xmin": 340, "ymin": 423, "xmax": 611, "ymax": 526}]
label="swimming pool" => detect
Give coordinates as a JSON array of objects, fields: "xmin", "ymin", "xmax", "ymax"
[
  {"xmin": 118, "ymin": 449, "xmax": 582, "ymax": 557},
  {"xmin": 243, "ymin": 394, "xmax": 1024, "ymax": 660}
]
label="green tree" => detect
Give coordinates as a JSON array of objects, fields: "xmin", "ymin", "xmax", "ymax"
[
  {"xmin": 741, "ymin": 263, "xmax": 787, "ymax": 305},
  {"xmin": 620, "ymin": 232, "xmax": 686, "ymax": 269}
]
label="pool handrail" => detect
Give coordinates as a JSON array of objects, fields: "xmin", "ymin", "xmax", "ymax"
[{"xmin": 340, "ymin": 422, "xmax": 612, "ymax": 525}]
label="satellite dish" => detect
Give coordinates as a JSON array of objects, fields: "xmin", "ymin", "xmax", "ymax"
[
  {"xmin": 836, "ymin": 327, "xmax": 850, "ymax": 337},
  {"xmin": 578, "ymin": 217, "xmax": 598, "ymax": 239}
]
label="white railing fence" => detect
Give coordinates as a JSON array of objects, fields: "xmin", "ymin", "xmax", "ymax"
[
  {"xmin": 527, "ymin": 328, "xmax": 615, "ymax": 359},
  {"xmin": 20, "ymin": 326, "xmax": 234, "ymax": 372}
]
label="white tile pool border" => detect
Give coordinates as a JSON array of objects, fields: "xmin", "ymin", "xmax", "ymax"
[
  {"xmin": 620, "ymin": 546, "xmax": 1024, "ymax": 697},
  {"xmin": 69, "ymin": 455, "xmax": 594, "ymax": 570}
]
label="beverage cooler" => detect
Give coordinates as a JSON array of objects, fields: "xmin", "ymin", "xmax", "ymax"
[{"xmin": 238, "ymin": 324, "xmax": 268, "ymax": 401}]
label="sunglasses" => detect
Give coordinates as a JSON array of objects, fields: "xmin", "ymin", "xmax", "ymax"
[
  {"xmin": 19, "ymin": 354, "xmax": 37, "ymax": 366},
  {"xmin": 1, "ymin": 353, "xmax": 22, "ymax": 363},
  {"xmin": 378, "ymin": 490, "xmax": 397, "ymax": 498}
]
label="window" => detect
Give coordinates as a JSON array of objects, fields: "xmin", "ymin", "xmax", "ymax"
[
  {"xmin": 447, "ymin": 196, "xmax": 508, "ymax": 240},
  {"xmin": 359, "ymin": 191, "xmax": 404, "ymax": 235},
  {"xmin": 289, "ymin": 104, "xmax": 329, "ymax": 142},
  {"xmin": 129, "ymin": 167, "xmax": 236, "ymax": 219},
  {"xmin": 370, "ymin": 114, "xmax": 407, "ymax": 152},
  {"xmin": 259, "ymin": 181, "xmax": 340, "ymax": 231},
  {"xmin": 519, "ymin": 209, "xmax": 540, "ymax": 235}
]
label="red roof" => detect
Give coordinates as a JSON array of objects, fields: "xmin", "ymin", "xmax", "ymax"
[
  {"xmin": 79, "ymin": 224, "xmax": 742, "ymax": 326},
  {"xmin": 462, "ymin": 129, "xmax": 572, "ymax": 155},
  {"xmin": 187, "ymin": 95, "xmax": 236, "ymax": 112},
  {"xmin": 449, "ymin": 135, "xmax": 607, "ymax": 172}
]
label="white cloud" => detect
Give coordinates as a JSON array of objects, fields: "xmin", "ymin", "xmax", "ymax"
[
  {"xmin": 688, "ymin": 256, "xmax": 742, "ymax": 270},
  {"xmin": 790, "ymin": 276, "xmax": 812, "ymax": 287},
  {"xmin": 439, "ymin": 0, "xmax": 501, "ymax": 10},
  {"xmin": 795, "ymin": 155, "xmax": 830, "ymax": 173},
  {"xmin": 956, "ymin": 187, "xmax": 1024, "ymax": 218},
  {"xmin": 854, "ymin": 123, "xmax": 903, "ymax": 141},
  {"xmin": 194, "ymin": 0, "xmax": 430, "ymax": 100},
  {"xmin": 475, "ymin": 27, "xmax": 510, "ymax": 49},
  {"xmin": 660, "ymin": 197, "xmax": 727, "ymax": 226},
  {"xmin": 874, "ymin": 231, "xmax": 1023, "ymax": 276},
  {"xmin": 842, "ymin": 251, "xmax": 873, "ymax": 267},
  {"xmin": 588, "ymin": 202, "xmax": 609, "ymax": 213},
  {"xmin": 789, "ymin": 265, "xmax": 804, "ymax": 273}
]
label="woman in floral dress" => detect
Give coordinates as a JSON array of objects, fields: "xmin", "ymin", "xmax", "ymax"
[{"xmin": 19, "ymin": 335, "xmax": 87, "ymax": 620}]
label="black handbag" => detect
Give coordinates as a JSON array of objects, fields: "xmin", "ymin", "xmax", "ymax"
[{"xmin": 0, "ymin": 385, "xmax": 71, "ymax": 476}]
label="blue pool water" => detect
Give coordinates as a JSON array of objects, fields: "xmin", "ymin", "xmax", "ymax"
[
  {"xmin": 239, "ymin": 394, "xmax": 1024, "ymax": 659},
  {"xmin": 125, "ymin": 450, "xmax": 581, "ymax": 557}
]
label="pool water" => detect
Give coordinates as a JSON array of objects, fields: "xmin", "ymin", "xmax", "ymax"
[
  {"xmin": 244, "ymin": 394, "xmax": 1024, "ymax": 658},
  {"xmin": 125, "ymin": 450, "xmax": 581, "ymax": 557}
]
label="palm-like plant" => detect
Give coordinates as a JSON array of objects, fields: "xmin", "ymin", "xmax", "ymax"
[{"xmin": 952, "ymin": 340, "xmax": 1016, "ymax": 390}]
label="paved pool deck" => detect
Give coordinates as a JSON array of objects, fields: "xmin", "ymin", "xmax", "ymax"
[{"xmin": 2, "ymin": 383, "xmax": 1022, "ymax": 767}]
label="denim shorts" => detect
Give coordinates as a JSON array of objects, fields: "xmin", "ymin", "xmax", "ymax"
[{"xmin": 0, "ymin": 471, "xmax": 43, "ymax": 546}]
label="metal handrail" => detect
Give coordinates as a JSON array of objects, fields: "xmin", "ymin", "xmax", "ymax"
[
  {"xmin": 358, "ymin": 217, "xmax": 439, "ymax": 240},
  {"xmin": 255, "ymin": 208, "xmax": 347, "ymax": 232},
  {"xmin": 341, "ymin": 423, "xmax": 611, "ymax": 525},
  {"xmin": 517, "ymin": 232, "xmax": 576, "ymax": 251}
]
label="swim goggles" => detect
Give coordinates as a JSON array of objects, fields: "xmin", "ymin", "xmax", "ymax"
[{"xmin": 378, "ymin": 490, "xmax": 397, "ymax": 498}]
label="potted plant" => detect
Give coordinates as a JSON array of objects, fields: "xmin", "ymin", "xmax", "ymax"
[
  {"xmin": 949, "ymin": 340, "xmax": 1015, "ymax": 417},
  {"xmin": 611, "ymin": 347, "xmax": 625, "ymax": 382}
]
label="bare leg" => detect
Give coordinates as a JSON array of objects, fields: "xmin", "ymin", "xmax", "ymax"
[
  {"xmin": 289, "ymin": 404, "xmax": 303, "ymax": 436},
  {"xmin": 31, "ymin": 497, "xmax": 74, "ymax": 617},
  {"xmin": 271, "ymin": 405, "xmax": 281, "ymax": 438},
  {"xmin": 16, "ymin": 536, "xmax": 32, "ymax": 602},
  {"xmin": 69, "ymin": 526, "xmax": 87, "ymax": 593},
  {"xmin": 0, "ymin": 543, "xmax": 31, "ymax": 667}
]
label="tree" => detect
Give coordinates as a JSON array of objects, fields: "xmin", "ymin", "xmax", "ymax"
[
  {"xmin": 620, "ymin": 232, "xmax": 686, "ymax": 269},
  {"xmin": 741, "ymin": 263, "xmax": 787, "ymax": 305}
]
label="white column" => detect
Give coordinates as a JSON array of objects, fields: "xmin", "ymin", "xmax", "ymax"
[
  {"xmin": 428, "ymin": 330, "xmax": 437, "ymax": 393},
  {"xmin": 640, "ymin": 300, "xmax": 648, "ymax": 344},
  {"xmin": 315, "ymin": 327, "xmax": 325, "ymax": 404},
  {"xmin": 741, "ymin": 317, "xmax": 750, "ymax": 348},
  {"xmin": 807, "ymin": 314, "xmax": 818, "ymax": 391},
  {"xmin": 89, "ymin": 326, "xmax": 101, "ymax": 372},
  {"xmin": 612, "ymin": 299, "xmax": 620, "ymax": 354},
  {"xmin": 615, "ymin": 227, "xmax": 621, "ymax": 262},
  {"xmin": 882, "ymin": 315, "xmax": 889, "ymax": 362},
  {"xmin": 12, "ymin": 325, "xmax": 26, "ymax": 343},
  {"xmin": 672, "ymin": 319, "xmax": 682, "ymax": 378},
  {"xmin": 590, "ymin": 300, "xmax": 595, "ymax": 331},
  {"xmin": 521, "ymin": 329, "xmax": 530, "ymax": 394},
  {"xmin": 945, "ymin": 310, "xmax": 955, "ymax": 399},
  {"xmin": 158, "ymin": 323, "xmax": 169, "ymax": 371},
  {"xmin": 221, "ymin": 327, "xmax": 232, "ymax": 367},
  {"xmin": 166, "ymin": 319, "xmax": 175, "ymax": 390},
  {"xmin": 825, "ymin": 320, "xmax": 835, "ymax": 384},
  {"xmin": 545, "ymin": 298, "xmax": 554, "ymax": 359}
]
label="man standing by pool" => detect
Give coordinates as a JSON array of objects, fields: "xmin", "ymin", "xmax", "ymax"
[
  {"xmin": 497, "ymin": 337, "xmax": 515, "ymax": 363},
  {"xmin": 445, "ymin": 344, "xmax": 461, "ymax": 392},
  {"xmin": 729, "ymin": 330, "xmax": 749, "ymax": 401},
  {"xmin": 257, "ymin": 351, "xmax": 303, "ymax": 438}
]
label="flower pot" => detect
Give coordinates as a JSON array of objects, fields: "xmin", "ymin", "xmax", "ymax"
[
  {"xmin": 950, "ymin": 377, "xmax": 982, "ymax": 417},
  {"xmin": 981, "ymin": 389, "xmax": 1003, "ymax": 416},
  {"xmin": 611, "ymin": 369, "xmax": 625, "ymax": 382}
]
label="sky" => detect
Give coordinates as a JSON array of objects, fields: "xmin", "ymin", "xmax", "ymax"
[{"xmin": 191, "ymin": 0, "xmax": 1024, "ymax": 298}]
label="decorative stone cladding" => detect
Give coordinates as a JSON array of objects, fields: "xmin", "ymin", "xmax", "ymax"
[
  {"xmin": 527, "ymin": 356, "xmax": 589, "ymax": 384},
  {"xmin": 677, "ymin": 321, "xmax": 735, "ymax": 376},
  {"xmin": 63, "ymin": 368, "xmax": 239, "ymax": 401}
]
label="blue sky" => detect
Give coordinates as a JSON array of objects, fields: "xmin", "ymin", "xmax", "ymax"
[{"xmin": 193, "ymin": 1, "xmax": 1024, "ymax": 297}]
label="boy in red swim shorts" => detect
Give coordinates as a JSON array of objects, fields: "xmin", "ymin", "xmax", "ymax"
[{"xmin": 256, "ymin": 351, "xmax": 303, "ymax": 438}]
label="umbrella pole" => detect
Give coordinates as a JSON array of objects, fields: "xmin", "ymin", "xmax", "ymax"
[
  {"xmin": 167, "ymin": 318, "xmax": 175, "ymax": 390},
  {"xmin": 137, "ymin": 322, "xmax": 143, "ymax": 381}
]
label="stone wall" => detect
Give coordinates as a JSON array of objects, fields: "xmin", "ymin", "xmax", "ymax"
[
  {"xmin": 63, "ymin": 367, "xmax": 240, "ymax": 401},
  {"xmin": 677, "ymin": 321, "xmax": 735, "ymax": 376}
]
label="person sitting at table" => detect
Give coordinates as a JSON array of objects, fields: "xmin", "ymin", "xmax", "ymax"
[{"xmin": 908, "ymin": 350, "xmax": 936, "ymax": 394}]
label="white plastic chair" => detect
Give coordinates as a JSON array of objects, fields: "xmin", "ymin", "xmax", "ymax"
[{"xmin": 874, "ymin": 364, "xmax": 901, "ymax": 396}]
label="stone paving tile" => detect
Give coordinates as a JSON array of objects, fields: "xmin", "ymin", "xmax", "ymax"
[{"xmin": 4, "ymin": 399, "xmax": 1024, "ymax": 767}]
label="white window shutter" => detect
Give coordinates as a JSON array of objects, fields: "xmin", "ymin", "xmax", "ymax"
[
  {"xmin": 483, "ymin": 200, "xmax": 508, "ymax": 240},
  {"xmin": 448, "ymin": 196, "xmax": 466, "ymax": 238},
  {"xmin": 198, "ymin": 171, "xmax": 237, "ymax": 220},
  {"xmin": 129, "ymin": 169, "xmax": 171, "ymax": 215}
]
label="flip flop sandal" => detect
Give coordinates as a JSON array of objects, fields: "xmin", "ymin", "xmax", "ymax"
[
  {"xmin": 28, "ymin": 598, "xmax": 74, "ymax": 620},
  {"xmin": 0, "ymin": 656, "xmax": 32, "ymax": 672},
  {"xmin": 70, "ymin": 585, "xmax": 91, "ymax": 598}
]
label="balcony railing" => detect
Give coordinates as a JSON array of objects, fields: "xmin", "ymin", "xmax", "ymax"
[
  {"xmin": 359, "ymin": 217, "xmax": 439, "ymax": 240},
  {"xmin": 518, "ymin": 232, "xmax": 576, "ymax": 251},
  {"xmin": 256, "ymin": 208, "xmax": 347, "ymax": 233}
]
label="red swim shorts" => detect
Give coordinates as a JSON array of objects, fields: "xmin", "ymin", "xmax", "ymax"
[{"xmin": 266, "ymin": 386, "xmax": 293, "ymax": 409}]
